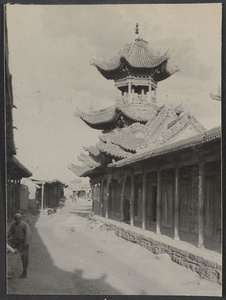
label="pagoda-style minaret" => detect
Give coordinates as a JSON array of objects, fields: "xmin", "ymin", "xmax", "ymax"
[
  {"xmin": 91, "ymin": 24, "xmax": 178, "ymax": 105},
  {"xmin": 76, "ymin": 25, "xmax": 178, "ymax": 131},
  {"xmin": 71, "ymin": 25, "xmax": 206, "ymax": 178}
]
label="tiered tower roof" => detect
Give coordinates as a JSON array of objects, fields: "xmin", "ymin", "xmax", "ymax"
[
  {"xmin": 69, "ymin": 25, "xmax": 208, "ymax": 178},
  {"xmin": 70, "ymin": 105, "xmax": 206, "ymax": 177},
  {"xmin": 75, "ymin": 100, "xmax": 160, "ymax": 130},
  {"xmin": 76, "ymin": 25, "xmax": 178, "ymax": 131},
  {"xmin": 91, "ymin": 38, "xmax": 177, "ymax": 82}
]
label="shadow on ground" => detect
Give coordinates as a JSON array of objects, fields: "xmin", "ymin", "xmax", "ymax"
[
  {"xmin": 69, "ymin": 211, "xmax": 91, "ymax": 218},
  {"xmin": 69, "ymin": 205, "xmax": 92, "ymax": 219},
  {"xmin": 7, "ymin": 211, "xmax": 122, "ymax": 295}
]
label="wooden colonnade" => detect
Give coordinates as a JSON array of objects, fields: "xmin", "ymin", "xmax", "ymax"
[{"xmin": 90, "ymin": 155, "xmax": 220, "ymax": 249}]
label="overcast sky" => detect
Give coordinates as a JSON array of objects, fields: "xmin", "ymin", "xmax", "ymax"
[{"xmin": 6, "ymin": 4, "xmax": 221, "ymax": 184}]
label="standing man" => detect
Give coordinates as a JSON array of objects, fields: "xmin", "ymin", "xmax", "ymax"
[
  {"xmin": 8, "ymin": 213, "xmax": 32, "ymax": 279},
  {"xmin": 123, "ymin": 196, "xmax": 130, "ymax": 224}
]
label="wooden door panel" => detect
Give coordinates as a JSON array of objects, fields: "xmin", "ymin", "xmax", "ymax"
[
  {"xmin": 180, "ymin": 182, "xmax": 193, "ymax": 232},
  {"xmin": 162, "ymin": 182, "xmax": 173, "ymax": 228}
]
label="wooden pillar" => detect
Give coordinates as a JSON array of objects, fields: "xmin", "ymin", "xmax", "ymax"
[
  {"xmin": 148, "ymin": 83, "xmax": 152, "ymax": 102},
  {"xmin": 14, "ymin": 180, "xmax": 17, "ymax": 212},
  {"xmin": 57, "ymin": 186, "xmax": 60, "ymax": 206},
  {"xmin": 141, "ymin": 88, "xmax": 144, "ymax": 101},
  {"xmin": 105, "ymin": 176, "xmax": 111, "ymax": 219},
  {"xmin": 16, "ymin": 179, "xmax": 20, "ymax": 211},
  {"xmin": 16, "ymin": 179, "xmax": 21, "ymax": 210},
  {"xmin": 49, "ymin": 185, "xmax": 51, "ymax": 207},
  {"xmin": 174, "ymin": 166, "xmax": 180, "ymax": 240},
  {"xmin": 154, "ymin": 88, "xmax": 157, "ymax": 102},
  {"xmin": 100, "ymin": 181, "xmax": 103, "ymax": 217},
  {"xmin": 130, "ymin": 175, "xmax": 135, "ymax": 226},
  {"xmin": 156, "ymin": 169, "xmax": 161, "ymax": 235},
  {"xmin": 48, "ymin": 186, "xmax": 50, "ymax": 207},
  {"xmin": 44, "ymin": 185, "xmax": 47, "ymax": 209},
  {"xmin": 10, "ymin": 180, "xmax": 13, "ymax": 216},
  {"xmin": 128, "ymin": 81, "xmax": 131, "ymax": 102},
  {"xmin": 91, "ymin": 184, "xmax": 94, "ymax": 213},
  {"xmin": 7, "ymin": 180, "xmax": 12, "ymax": 220},
  {"xmin": 11, "ymin": 180, "xmax": 14, "ymax": 218},
  {"xmin": 41, "ymin": 181, "xmax": 44, "ymax": 210},
  {"xmin": 120, "ymin": 175, "xmax": 126, "ymax": 220},
  {"xmin": 12, "ymin": 179, "xmax": 15, "ymax": 215},
  {"xmin": 7, "ymin": 180, "xmax": 9, "ymax": 220},
  {"xmin": 142, "ymin": 171, "xmax": 147, "ymax": 230},
  {"xmin": 131, "ymin": 87, "xmax": 134, "ymax": 101},
  {"xmin": 48, "ymin": 185, "xmax": 50, "ymax": 207},
  {"xmin": 50, "ymin": 186, "xmax": 52, "ymax": 207},
  {"xmin": 198, "ymin": 161, "xmax": 205, "ymax": 248},
  {"xmin": 14, "ymin": 180, "xmax": 17, "ymax": 213}
]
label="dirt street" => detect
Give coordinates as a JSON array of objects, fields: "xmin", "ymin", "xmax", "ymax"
[{"xmin": 7, "ymin": 199, "xmax": 221, "ymax": 296}]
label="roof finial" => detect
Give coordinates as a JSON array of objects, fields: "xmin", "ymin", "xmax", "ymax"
[{"xmin": 135, "ymin": 23, "xmax": 139, "ymax": 40}]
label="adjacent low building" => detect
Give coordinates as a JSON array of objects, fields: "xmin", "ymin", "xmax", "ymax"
[
  {"xmin": 68, "ymin": 179, "xmax": 91, "ymax": 200},
  {"xmin": 32, "ymin": 179, "xmax": 67, "ymax": 210},
  {"xmin": 5, "ymin": 10, "xmax": 32, "ymax": 221}
]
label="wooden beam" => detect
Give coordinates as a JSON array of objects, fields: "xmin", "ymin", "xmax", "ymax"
[
  {"xmin": 41, "ymin": 181, "xmax": 44, "ymax": 210},
  {"xmin": 99, "ymin": 180, "xmax": 103, "ymax": 216}
]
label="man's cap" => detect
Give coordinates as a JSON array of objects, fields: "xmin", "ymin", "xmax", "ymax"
[{"xmin": 14, "ymin": 213, "xmax": 22, "ymax": 219}]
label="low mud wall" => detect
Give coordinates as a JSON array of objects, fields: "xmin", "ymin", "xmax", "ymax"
[{"xmin": 91, "ymin": 217, "xmax": 222, "ymax": 285}]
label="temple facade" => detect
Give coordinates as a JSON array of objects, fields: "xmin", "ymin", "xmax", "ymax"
[{"xmin": 70, "ymin": 25, "xmax": 221, "ymax": 253}]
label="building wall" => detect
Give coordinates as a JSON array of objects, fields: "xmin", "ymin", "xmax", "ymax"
[
  {"xmin": 93, "ymin": 184, "xmax": 101, "ymax": 215},
  {"xmin": 7, "ymin": 179, "xmax": 20, "ymax": 221},
  {"xmin": 90, "ymin": 140, "xmax": 221, "ymax": 252},
  {"xmin": 19, "ymin": 184, "xmax": 29, "ymax": 211},
  {"xmin": 35, "ymin": 183, "xmax": 65, "ymax": 209}
]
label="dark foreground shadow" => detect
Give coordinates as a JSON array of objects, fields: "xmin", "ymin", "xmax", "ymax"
[{"xmin": 7, "ymin": 212, "xmax": 123, "ymax": 295}]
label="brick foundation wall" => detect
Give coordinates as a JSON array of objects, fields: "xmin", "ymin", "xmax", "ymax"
[{"xmin": 94, "ymin": 220, "xmax": 222, "ymax": 284}]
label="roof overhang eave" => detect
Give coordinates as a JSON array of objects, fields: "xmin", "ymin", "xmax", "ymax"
[
  {"xmin": 109, "ymin": 127, "xmax": 221, "ymax": 169},
  {"xmin": 8, "ymin": 156, "xmax": 32, "ymax": 178},
  {"xmin": 80, "ymin": 166, "xmax": 104, "ymax": 177}
]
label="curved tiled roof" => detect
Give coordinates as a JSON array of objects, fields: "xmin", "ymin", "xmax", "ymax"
[
  {"xmin": 91, "ymin": 39, "xmax": 169, "ymax": 71},
  {"xmin": 109, "ymin": 126, "xmax": 221, "ymax": 168},
  {"xmin": 7, "ymin": 156, "xmax": 32, "ymax": 179},
  {"xmin": 189, "ymin": 115, "xmax": 206, "ymax": 133},
  {"xmin": 83, "ymin": 145, "xmax": 100, "ymax": 157},
  {"xmin": 97, "ymin": 141, "xmax": 132, "ymax": 159},
  {"xmin": 77, "ymin": 153, "xmax": 99, "ymax": 168},
  {"xmin": 75, "ymin": 105, "xmax": 118, "ymax": 126},
  {"xmin": 68, "ymin": 164, "xmax": 93, "ymax": 177},
  {"xmin": 75, "ymin": 101, "xmax": 160, "ymax": 129},
  {"xmin": 150, "ymin": 113, "xmax": 192, "ymax": 147},
  {"xmin": 74, "ymin": 102, "xmax": 208, "ymax": 177},
  {"xmin": 117, "ymin": 99, "xmax": 158, "ymax": 122},
  {"xmin": 146, "ymin": 106, "xmax": 177, "ymax": 136},
  {"xmin": 102, "ymin": 123, "xmax": 148, "ymax": 152},
  {"xmin": 98, "ymin": 106, "xmax": 206, "ymax": 154}
]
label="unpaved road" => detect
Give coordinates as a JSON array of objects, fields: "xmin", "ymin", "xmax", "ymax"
[{"xmin": 8, "ymin": 199, "xmax": 221, "ymax": 296}]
